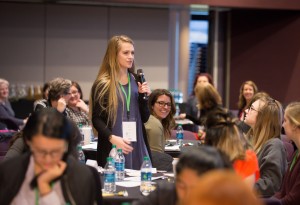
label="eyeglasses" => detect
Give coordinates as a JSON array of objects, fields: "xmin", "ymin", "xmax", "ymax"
[
  {"xmin": 71, "ymin": 91, "xmax": 79, "ymax": 95},
  {"xmin": 30, "ymin": 145, "xmax": 66, "ymax": 159},
  {"xmin": 249, "ymin": 105, "xmax": 259, "ymax": 113},
  {"xmin": 156, "ymin": 101, "xmax": 172, "ymax": 108}
]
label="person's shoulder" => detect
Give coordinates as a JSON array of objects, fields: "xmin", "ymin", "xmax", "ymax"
[{"xmin": 145, "ymin": 115, "xmax": 162, "ymax": 126}]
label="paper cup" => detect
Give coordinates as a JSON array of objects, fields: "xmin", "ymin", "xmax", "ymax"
[{"xmin": 82, "ymin": 126, "xmax": 92, "ymax": 145}]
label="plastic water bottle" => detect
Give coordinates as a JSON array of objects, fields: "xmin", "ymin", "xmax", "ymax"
[
  {"xmin": 104, "ymin": 157, "xmax": 116, "ymax": 193},
  {"xmin": 109, "ymin": 144, "xmax": 117, "ymax": 165},
  {"xmin": 176, "ymin": 124, "xmax": 184, "ymax": 146},
  {"xmin": 78, "ymin": 123, "xmax": 84, "ymax": 145},
  {"xmin": 140, "ymin": 156, "xmax": 152, "ymax": 196},
  {"xmin": 115, "ymin": 148, "xmax": 125, "ymax": 181},
  {"xmin": 77, "ymin": 145, "xmax": 85, "ymax": 163},
  {"xmin": 175, "ymin": 104, "xmax": 180, "ymax": 117}
]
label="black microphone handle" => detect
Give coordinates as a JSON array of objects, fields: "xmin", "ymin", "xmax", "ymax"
[{"xmin": 137, "ymin": 70, "xmax": 148, "ymax": 100}]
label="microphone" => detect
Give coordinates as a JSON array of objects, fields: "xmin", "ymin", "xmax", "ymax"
[{"xmin": 137, "ymin": 69, "xmax": 148, "ymax": 100}]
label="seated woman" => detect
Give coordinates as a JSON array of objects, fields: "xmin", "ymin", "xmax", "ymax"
[
  {"xmin": 34, "ymin": 77, "xmax": 72, "ymax": 115},
  {"xmin": 237, "ymin": 80, "xmax": 258, "ymax": 120},
  {"xmin": 133, "ymin": 146, "xmax": 232, "ymax": 205},
  {"xmin": 65, "ymin": 81, "xmax": 90, "ymax": 126},
  {"xmin": 180, "ymin": 83, "xmax": 223, "ymax": 126},
  {"xmin": 244, "ymin": 96, "xmax": 287, "ymax": 197},
  {"xmin": 0, "ymin": 108, "xmax": 102, "ymax": 205},
  {"xmin": 205, "ymin": 109, "xmax": 260, "ymax": 187},
  {"xmin": 33, "ymin": 82, "xmax": 50, "ymax": 112},
  {"xmin": 145, "ymin": 89, "xmax": 176, "ymax": 153},
  {"xmin": 272, "ymin": 102, "xmax": 300, "ymax": 205},
  {"xmin": 0, "ymin": 78, "xmax": 26, "ymax": 130},
  {"xmin": 186, "ymin": 73, "xmax": 213, "ymax": 119}
]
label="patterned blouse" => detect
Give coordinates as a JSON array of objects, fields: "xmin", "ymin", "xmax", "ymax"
[{"xmin": 65, "ymin": 107, "xmax": 90, "ymax": 126}]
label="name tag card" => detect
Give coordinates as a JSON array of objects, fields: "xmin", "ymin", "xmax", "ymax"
[{"xmin": 122, "ymin": 121, "xmax": 137, "ymax": 142}]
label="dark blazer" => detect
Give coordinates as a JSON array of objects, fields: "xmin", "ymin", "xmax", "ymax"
[{"xmin": 0, "ymin": 152, "xmax": 103, "ymax": 205}]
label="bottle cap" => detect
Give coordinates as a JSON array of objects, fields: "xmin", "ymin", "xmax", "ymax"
[
  {"xmin": 107, "ymin": 157, "xmax": 113, "ymax": 162},
  {"xmin": 112, "ymin": 144, "xmax": 116, "ymax": 148},
  {"xmin": 143, "ymin": 156, "xmax": 149, "ymax": 161},
  {"xmin": 117, "ymin": 148, "xmax": 122, "ymax": 152},
  {"xmin": 79, "ymin": 123, "xmax": 83, "ymax": 128},
  {"xmin": 77, "ymin": 145, "xmax": 82, "ymax": 150}
]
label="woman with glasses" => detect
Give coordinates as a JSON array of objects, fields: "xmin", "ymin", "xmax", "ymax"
[
  {"xmin": 90, "ymin": 35, "xmax": 152, "ymax": 169},
  {"xmin": 272, "ymin": 102, "xmax": 300, "ymax": 205},
  {"xmin": 65, "ymin": 81, "xmax": 90, "ymax": 126},
  {"xmin": 244, "ymin": 96, "xmax": 287, "ymax": 197},
  {"xmin": 34, "ymin": 78, "xmax": 72, "ymax": 116},
  {"xmin": 0, "ymin": 108, "xmax": 102, "ymax": 205},
  {"xmin": 145, "ymin": 89, "xmax": 176, "ymax": 153}
]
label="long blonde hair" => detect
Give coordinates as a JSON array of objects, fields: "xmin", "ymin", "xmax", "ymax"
[
  {"xmin": 247, "ymin": 97, "xmax": 283, "ymax": 153},
  {"xmin": 90, "ymin": 35, "xmax": 135, "ymax": 126}
]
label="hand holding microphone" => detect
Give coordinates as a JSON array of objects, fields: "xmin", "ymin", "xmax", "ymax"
[{"xmin": 137, "ymin": 69, "xmax": 151, "ymax": 100}]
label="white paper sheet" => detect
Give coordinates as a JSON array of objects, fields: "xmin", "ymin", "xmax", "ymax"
[
  {"xmin": 82, "ymin": 142, "xmax": 97, "ymax": 150},
  {"xmin": 164, "ymin": 145, "xmax": 180, "ymax": 151}
]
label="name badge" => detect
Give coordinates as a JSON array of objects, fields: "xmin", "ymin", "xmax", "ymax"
[{"xmin": 122, "ymin": 121, "xmax": 137, "ymax": 142}]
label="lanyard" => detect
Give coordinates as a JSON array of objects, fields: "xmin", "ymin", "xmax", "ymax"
[
  {"xmin": 119, "ymin": 73, "xmax": 131, "ymax": 120},
  {"xmin": 35, "ymin": 182, "xmax": 54, "ymax": 205},
  {"xmin": 290, "ymin": 149, "xmax": 299, "ymax": 172}
]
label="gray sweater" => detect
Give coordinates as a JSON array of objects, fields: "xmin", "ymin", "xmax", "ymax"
[{"xmin": 255, "ymin": 137, "xmax": 287, "ymax": 197}]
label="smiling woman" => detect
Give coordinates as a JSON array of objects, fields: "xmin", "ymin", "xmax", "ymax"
[{"xmin": 145, "ymin": 89, "xmax": 176, "ymax": 153}]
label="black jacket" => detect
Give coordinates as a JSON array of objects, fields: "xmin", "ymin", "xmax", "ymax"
[{"xmin": 0, "ymin": 153, "xmax": 102, "ymax": 205}]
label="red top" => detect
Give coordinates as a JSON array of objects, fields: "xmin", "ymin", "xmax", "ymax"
[{"xmin": 233, "ymin": 149, "xmax": 260, "ymax": 181}]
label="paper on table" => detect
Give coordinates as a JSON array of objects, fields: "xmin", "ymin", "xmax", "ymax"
[
  {"xmin": 82, "ymin": 142, "xmax": 97, "ymax": 150},
  {"xmin": 164, "ymin": 145, "xmax": 180, "ymax": 151},
  {"xmin": 175, "ymin": 119, "xmax": 194, "ymax": 125},
  {"xmin": 116, "ymin": 176, "xmax": 165, "ymax": 187},
  {"xmin": 125, "ymin": 168, "xmax": 157, "ymax": 177}
]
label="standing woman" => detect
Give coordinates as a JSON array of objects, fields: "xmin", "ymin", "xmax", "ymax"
[
  {"xmin": 273, "ymin": 102, "xmax": 300, "ymax": 205},
  {"xmin": 237, "ymin": 81, "xmax": 258, "ymax": 120},
  {"xmin": 244, "ymin": 96, "xmax": 287, "ymax": 197},
  {"xmin": 145, "ymin": 89, "xmax": 176, "ymax": 153},
  {"xmin": 90, "ymin": 35, "xmax": 152, "ymax": 169},
  {"xmin": 0, "ymin": 108, "xmax": 102, "ymax": 205}
]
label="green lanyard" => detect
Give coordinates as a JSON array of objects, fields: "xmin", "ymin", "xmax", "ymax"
[
  {"xmin": 290, "ymin": 150, "xmax": 299, "ymax": 172},
  {"xmin": 35, "ymin": 182, "xmax": 54, "ymax": 205},
  {"xmin": 119, "ymin": 73, "xmax": 131, "ymax": 120}
]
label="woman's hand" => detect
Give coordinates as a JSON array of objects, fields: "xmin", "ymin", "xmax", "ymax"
[
  {"xmin": 57, "ymin": 97, "xmax": 67, "ymax": 113},
  {"xmin": 137, "ymin": 82, "xmax": 151, "ymax": 96},
  {"xmin": 110, "ymin": 135, "xmax": 133, "ymax": 154},
  {"xmin": 179, "ymin": 113, "xmax": 186, "ymax": 119},
  {"xmin": 76, "ymin": 99, "xmax": 89, "ymax": 113},
  {"xmin": 37, "ymin": 161, "xmax": 67, "ymax": 196}
]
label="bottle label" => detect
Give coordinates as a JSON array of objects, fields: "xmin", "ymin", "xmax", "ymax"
[
  {"xmin": 115, "ymin": 162, "xmax": 124, "ymax": 171},
  {"xmin": 141, "ymin": 172, "xmax": 152, "ymax": 181},
  {"xmin": 176, "ymin": 132, "xmax": 183, "ymax": 140},
  {"xmin": 104, "ymin": 172, "xmax": 115, "ymax": 183}
]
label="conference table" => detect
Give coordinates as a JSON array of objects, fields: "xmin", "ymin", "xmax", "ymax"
[
  {"xmin": 82, "ymin": 140, "xmax": 199, "ymax": 204},
  {"xmin": 82, "ymin": 139, "xmax": 201, "ymax": 160},
  {"xmin": 102, "ymin": 172, "xmax": 174, "ymax": 205}
]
